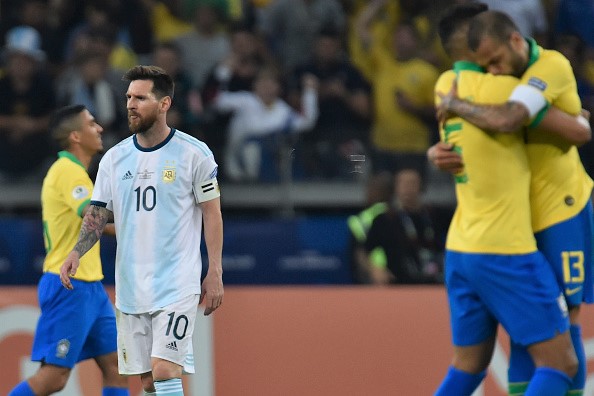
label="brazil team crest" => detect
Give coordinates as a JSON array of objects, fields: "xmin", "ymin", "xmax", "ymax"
[
  {"xmin": 56, "ymin": 339, "xmax": 70, "ymax": 358},
  {"xmin": 163, "ymin": 168, "xmax": 176, "ymax": 183}
]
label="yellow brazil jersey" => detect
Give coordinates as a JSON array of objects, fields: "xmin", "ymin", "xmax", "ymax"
[
  {"xmin": 523, "ymin": 39, "xmax": 594, "ymax": 232},
  {"xmin": 41, "ymin": 151, "xmax": 103, "ymax": 281},
  {"xmin": 369, "ymin": 41, "xmax": 439, "ymax": 153},
  {"xmin": 436, "ymin": 62, "xmax": 536, "ymax": 254}
]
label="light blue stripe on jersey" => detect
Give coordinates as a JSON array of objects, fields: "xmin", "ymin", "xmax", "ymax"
[
  {"xmin": 112, "ymin": 141, "xmax": 140, "ymax": 311},
  {"xmin": 175, "ymin": 130, "xmax": 212, "ymax": 157}
]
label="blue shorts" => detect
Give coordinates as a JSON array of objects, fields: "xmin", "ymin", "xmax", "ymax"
[
  {"xmin": 535, "ymin": 201, "xmax": 594, "ymax": 307},
  {"xmin": 445, "ymin": 250, "xmax": 569, "ymax": 347},
  {"xmin": 31, "ymin": 273, "xmax": 117, "ymax": 368}
]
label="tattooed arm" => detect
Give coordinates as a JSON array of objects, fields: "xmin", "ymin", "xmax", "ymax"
[
  {"xmin": 437, "ymin": 86, "xmax": 529, "ymax": 133},
  {"xmin": 81, "ymin": 204, "xmax": 116, "ymax": 236},
  {"xmin": 60, "ymin": 205, "xmax": 112, "ymax": 289}
]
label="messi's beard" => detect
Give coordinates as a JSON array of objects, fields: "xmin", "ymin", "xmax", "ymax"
[{"xmin": 129, "ymin": 111, "xmax": 158, "ymax": 134}]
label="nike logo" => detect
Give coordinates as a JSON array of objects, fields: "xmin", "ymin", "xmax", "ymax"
[{"xmin": 565, "ymin": 286, "xmax": 582, "ymax": 296}]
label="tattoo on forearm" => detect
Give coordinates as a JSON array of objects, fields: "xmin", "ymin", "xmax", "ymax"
[
  {"xmin": 73, "ymin": 205, "xmax": 110, "ymax": 257},
  {"xmin": 450, "ymin": 99, "xmax": 525, "ymax": 132},
  {"xmin": 451, "ymin": 98, "xmax": 490, "ymax": 124}
]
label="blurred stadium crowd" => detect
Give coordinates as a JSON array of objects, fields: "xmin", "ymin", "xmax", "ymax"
[{"xmin": 1, "ymin": 0, "xmax": 592, "ymax": 188}]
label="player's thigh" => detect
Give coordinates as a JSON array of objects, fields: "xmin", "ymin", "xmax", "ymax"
[
  {"xmin": 31, "ymin": 274, "xmax": 97, "ymax": 368},
  {"xmin": 468, "ymin": 251, "xmax": 569, "ymax": 347},
  {"xmin": 444, "ymin": 251, "xmax": 498, "ymax": 347},
  {"xmin": 116, "ymin": 309, "xmax": 153, "ymax": 375},
  {"xmin": 535, "ymin": 201, "xmax": 594, "ymax": 307}
]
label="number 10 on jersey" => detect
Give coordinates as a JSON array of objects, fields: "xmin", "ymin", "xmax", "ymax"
[{"xmin": 134, "ymin": 186, "xmax": 157, "ymax": 211}]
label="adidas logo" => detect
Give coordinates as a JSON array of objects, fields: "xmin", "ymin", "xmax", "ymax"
[
  {"xmin": 165, "ymin": 341, "xmax": 178, "ymax": 351},
  {"xmin": 122, "ymin": 170, "xmax": 133, "ymax": 180}
]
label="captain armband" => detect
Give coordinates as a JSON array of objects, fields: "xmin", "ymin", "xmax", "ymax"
[{"xmin": 195, "ymin": 178, "xmax": 220, "ymax": 202}]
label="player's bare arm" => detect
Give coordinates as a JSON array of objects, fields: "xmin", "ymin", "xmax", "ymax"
[
  {"xmin": 538, "ymin": 107, "xmax": 592, "ymax": 146},
  {"xmin": 438, "ymin": 90, "xmax": 529, "ymax": 133},
  {"xmin": 60, "ymin": 205, "xmax": 111, "ymax": 289},
  {"xmin": 200, "ymin": 197, "xmax": 224, "ymax": 316},
  {"xmin": 81, "ymin": 203, "xmax": 116, "ymax": 236},
  {"xmin": 75, "ymin": 205, "xmax": 110, "ymax": 255}
]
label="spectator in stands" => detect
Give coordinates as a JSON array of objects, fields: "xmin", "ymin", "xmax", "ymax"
[
  {"xmin": 56, "ymin": 51, "xmax": 125, "ymax": 148},
  {"xmin": 0, "ymin": 26, "xmax": 56, "ymax": 181},
  {"xmin": 64, "ymin": 0, "xmax": 138, "ymax": 72},
  {"xmin": 364, "ymin": 168, "xmax": 444, "ymax": 285},
  {"xmin": 203, "ymin": 23, "xmax": 274, "ymax": 100},
  {"xmin": 258, "ymin": 0, "xmax": 346, "ymax": 73},
  {"xmin": 0, "ymin": 0, "xmax": 67, "ymax": 76},
  {"xmin": 138, "ymin": 0, "xmax": 193, "ymax": 44},
  {"xmin": 554, "ymin": 0, "xmax": 594, "ymax": 49},
  {"xmin": 212, "ymin": 67, "xmax": 319, "ymax": 182},
  {"xmin": 480, "ymin": 0, "xmax": 549, "ymax": 43},
  {"xmin": 201, "ymin": 23, "xmax": 273, "ymax": 166},
  {"xmin": 348, "ymin": 171, "xmax": 393, "ymax": 284},
  {"xmin": 355, "ymin": 0, "xmax": 439, "ymax": 183},
  {"xmin": 152, "ymin": 41, "xmax": 201, "ymax": 137},
  {"xmin": 174, "ymin": 2, "xmax": 231, "ymax": 90},
  {"xmin": 288, "ymin": 27, "xmax": 372, "ymax": 180}
]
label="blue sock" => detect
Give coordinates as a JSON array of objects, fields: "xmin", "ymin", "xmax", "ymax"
[
  {"xmin": 8, "ymin": 381, "xmax": 35, "ymax": 396},
  {"xmin": 434, "ymin": 366, "xmax": 486, "ymax": 396},
  {"xmin": 508, "ymin": 341, "xmax": 534, "ymax": 395},
  {"xmin": 103, "ymin": 387, "xmax": 130, "ymax": 396},
  {"xmin": 155, "ymin": 378, "xmax": 183, "ymax": 395},
  {"xmin": 570, "ymin": 324, "xmax": 586, "ymax": 392},
  {"xmin": 524, "ymin": 367, "xmax": 571, "ymax": 396}
]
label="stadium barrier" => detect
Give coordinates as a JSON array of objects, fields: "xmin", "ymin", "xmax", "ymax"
[
  {"xmin": 0, "ymin": 217, "xmax": 353, "ymax": 285},
  {"xmin": 5, "ymin": 286, "xmax": 594, "ymax": 395}
]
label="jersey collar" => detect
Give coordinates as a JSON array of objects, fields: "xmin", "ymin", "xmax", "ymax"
[
  {"xmin": 133, "ymin": 127, "xmax": 176, "ymax": 152},
  {"xmin": 58, "ymin": 150, "xmax": 85, "ymax": 170},
  {"xmin": 452, "ymin": 60, "xmax": 484, "ymax": 75},
  {"xmin": 526, "ymin": 37, "xmax": 540, "ymax": 68}
]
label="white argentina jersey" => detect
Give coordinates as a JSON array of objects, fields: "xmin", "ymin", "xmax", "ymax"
[{"xmin": 91, "ymin": 128, "xmax": 220, "ymax": 313}]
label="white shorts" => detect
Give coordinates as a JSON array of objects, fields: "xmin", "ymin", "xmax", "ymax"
[{"xmin": 116, "ymin": 294, "xmax": 199, "ymax": 375}]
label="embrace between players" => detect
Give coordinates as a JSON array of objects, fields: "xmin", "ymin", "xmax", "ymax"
[{"xmin": 431, "ymin": 3, "xmax": 594, "ymax": 396}]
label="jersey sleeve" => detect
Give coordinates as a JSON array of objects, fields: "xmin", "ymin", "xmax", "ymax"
[
  {"xmin": 91, "ymin": 151, "xmax": 114, "ymax": 211},
  {"xmin": 59, "ymin": 166, "xmax": 94, "ymax": 217},
  {"xmin": 193, "ymin": 153, "xmax": 220, "ymax": 203},
  {"xmin": 434, "ymin": 70, "xmax": 456, "ymax": 106},
  {"xmin": 512, "ymin": 51, "xmax": 578, "ymax": 117}
]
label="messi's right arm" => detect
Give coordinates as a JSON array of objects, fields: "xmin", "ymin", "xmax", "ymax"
[{"xmin": 60, "ymin": 204, "xmax": 112, "ymax": 289}]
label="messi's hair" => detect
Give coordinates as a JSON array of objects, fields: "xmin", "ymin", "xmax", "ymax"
[
  {"xmin": 123, "ymin": 65, "xmax": 174, "ymax": 100},
  {"xmin": 468, "ymin": 10, "xmax": 520, "ymax": 51},
  {"xmin": 49, "ymin": 104, "xmax": 87, "ymax": 149},
  {"xmin": 438, "ymin": 2, "xmax": 488, "ymax": 56}
]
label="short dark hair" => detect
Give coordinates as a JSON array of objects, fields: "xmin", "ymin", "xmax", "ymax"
[
  {"xmin": 468, "ymin": 10, "xmax": 520, "ymax": 52},
  {"xmin": 123, "ymin": 65, "xmax": 174, "ymax": 100},
  {"xmin": 49, "ymin": 104, "xmax": 87, "ymax": 149},
  {"xmin": 438, "ymin": 2, "xmax": 488, "ymax": 56}
]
